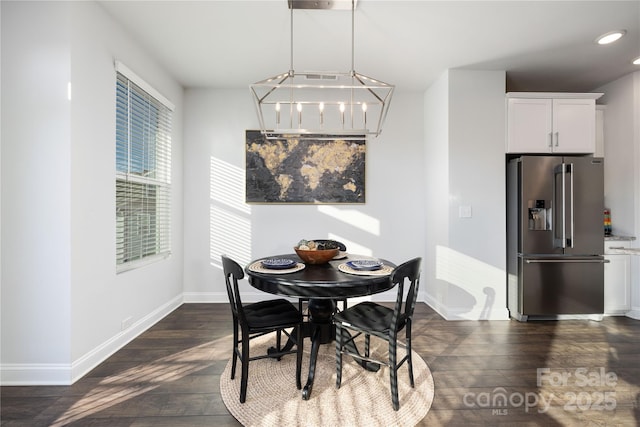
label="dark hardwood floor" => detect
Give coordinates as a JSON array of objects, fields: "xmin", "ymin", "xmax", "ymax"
[{"xmin": 2, "ymin": 303, "xmax": 639, "ymax": 426}]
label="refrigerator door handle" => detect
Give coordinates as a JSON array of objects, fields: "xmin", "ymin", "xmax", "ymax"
[
  {"xmin": 525, "ymin": 258, "xmax": 609, "ymax": 264},
  {"xmin": 553, "ymin": 163, "xmax": 567, "ymax": 248},
  {"xmin": 567, "ymin": 162, "xmax": 574, "ymax": 248}
]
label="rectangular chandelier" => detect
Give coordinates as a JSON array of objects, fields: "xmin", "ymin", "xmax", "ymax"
[
  {"xmin": 250, "ymin": 70, "xmax": 393, "ymax": 140},
  {"xmin": 250, "ymin": 0, "xmax": 394, "ymax": 140}
]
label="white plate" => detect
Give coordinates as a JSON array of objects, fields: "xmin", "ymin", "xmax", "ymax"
[
  {"xmin": 347, "ymin": 260, "xmax": 382, "ymax": 271},
  {"xmin": 338, "ymin": 263, "xmax": 393, "ymax": 276},
  {"xmin": 261, "ymin": 258, "xmax": 297, "ymax": 269},
  {"xmin": 248, "ymin": 261, "xmax": 305, "ymax": 274}
]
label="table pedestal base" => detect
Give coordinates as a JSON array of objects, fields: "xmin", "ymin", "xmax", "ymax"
[
  {"xmin": 301, "ymin": 298, "xmax": 380, "ymax": 400},
  {"xmin": 268, "ymin": 297, "xmax": 380, "ymax": 400},
  {"xmin": 301, "ymin": 299, "xmax": 334, "ymax": 399}
]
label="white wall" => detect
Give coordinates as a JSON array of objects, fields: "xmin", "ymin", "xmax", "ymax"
[
  {"xmin": 597, "ymin": 71, "xmax": 640, "ymax": 318},
  {"xmin": 424, "ymin": 69, "xmax": 509, "ymax": 320},
  {"xmin": 182, "ymin": 89, "xmax": 426, "ymax": 303},
  {"xmin": 423, "ymin": 72, "xmax": 451, "ymax": 315},
  {"xmin": 1, "ymin": 1, "xmax": 72, "ymax": 377},
  {"xmin": 598, "ymin": 73, "xmax": 637, "ymax": 236},
  {"xmin": 1, "ymin": 1, "xmax": 184, "ymax": 384}
]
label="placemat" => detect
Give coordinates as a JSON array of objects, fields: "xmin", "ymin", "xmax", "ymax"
[{"xmin": 333, "ymin": 251, "xmax": 348, "ymax": 260}]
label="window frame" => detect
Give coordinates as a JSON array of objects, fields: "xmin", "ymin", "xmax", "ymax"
[{"xmin": 115, "ymin": 62, "xmax": 174, "ymax": 273}]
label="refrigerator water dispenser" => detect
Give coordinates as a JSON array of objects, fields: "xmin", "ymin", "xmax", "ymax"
[{"xmin": 528, "ymin": 199, "xmax": 551, "ymax": 230}]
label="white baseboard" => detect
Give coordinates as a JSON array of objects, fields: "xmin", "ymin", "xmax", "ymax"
[
  {"xmin": 626, "ymin": 308, "xmax": 640, "ymax": 320},
  {"xmin": 182, "ymin": 291, "xmax": 228, "ymax": 303},
  {"xmin": 183, "ymin": 291, "xmax": 299, "ymax": 303},
  {"xmin": 70, "ymin": 295, "xmax": 184, "ymax": 383},
  {"xmin": 423, "ymin": 292, "xmax": 449, "ymax": 319},
  {"xmin": 0, "ymin": 295, "xmax": 183, "ymax": 386},
  {"xmin": 0, "ymin": 363, "xmax": 72, "ymax": 386},
  {"xmin": 1, "ymin": 290, "xmax": 515, "ymax": 386},
  {"xmin": 182, "ymin": 291, "xmax": 400, "ymax": 304},
  {"xmin": 423, "ymin": 291, "xmax": 510, "ymax": 320}
]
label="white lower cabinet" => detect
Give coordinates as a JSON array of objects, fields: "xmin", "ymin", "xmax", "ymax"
[{"xmin": 604, "ymin": 241, "xmax": 631, "ymax": 315}]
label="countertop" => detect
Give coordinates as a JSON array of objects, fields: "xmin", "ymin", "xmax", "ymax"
[
  {"xmin": 605, "ymin": 235, "xmax": 639, "ymax": 255},
  {"xmin": 605, "ymin": 235, "xmax": 636, "ymax": 241}
]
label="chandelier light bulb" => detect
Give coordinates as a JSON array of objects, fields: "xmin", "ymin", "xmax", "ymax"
[
  {"xmin": 319, "ymin": 102, "xmax": 325, "ymax": 125},
  {"xmin": 362, "ymin": 102, "xmax": 367, "ymax": 126},
  {"xmin": 275, "ymin": 102, "xmax": 281, "ymax": 126},
  {"xmin": 339, "ymin": 102, "xmax": 345, "ymax": 127},
  {"xmin": 297, "ymin": 102, "xmax": 302, "ymax": 127}
]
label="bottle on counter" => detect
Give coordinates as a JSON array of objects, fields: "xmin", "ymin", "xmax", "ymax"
[{"xmin": 604, "ymin": 208, "xmax": 612, "ymax": 236}]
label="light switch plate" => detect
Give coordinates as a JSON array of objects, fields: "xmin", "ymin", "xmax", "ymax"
[{"xmin": 459, "ymin": 205, "xmax": 472, "ymax": 218}]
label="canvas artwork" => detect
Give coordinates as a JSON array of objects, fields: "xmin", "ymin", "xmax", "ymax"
[{"xmin": 245, "ymin": 130, "xmax": 366, "ymax": 204}]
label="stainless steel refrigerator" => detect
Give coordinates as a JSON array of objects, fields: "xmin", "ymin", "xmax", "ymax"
[{"xmin": 507, "ymin": 155, "xmax": 606, "ymax": 321}]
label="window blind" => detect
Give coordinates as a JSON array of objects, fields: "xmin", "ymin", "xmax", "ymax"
[{"xmin": 115, "ymin": 70, "xmax": 172, "ymax": 271}]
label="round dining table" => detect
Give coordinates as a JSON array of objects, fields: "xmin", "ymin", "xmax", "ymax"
[{"xmin": 245, "ymin": 253, "xmax": 396, "ymax": 400}]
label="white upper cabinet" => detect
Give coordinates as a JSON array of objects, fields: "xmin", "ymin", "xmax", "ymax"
[
  {"xmin": 507, "ymin": 98, "xmax": 552, "ymax": 153},
  {"xmin": 506, "ymin": 93, "xmax": 603, "ymax": 154}
]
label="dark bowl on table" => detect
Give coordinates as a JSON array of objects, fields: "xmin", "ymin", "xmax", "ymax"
[{"xmin": 294, "ymin": 247, "xmax": 339, "ymax": 265}]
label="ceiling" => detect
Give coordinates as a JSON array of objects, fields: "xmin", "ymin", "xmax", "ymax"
[{"xmin": 98, "ymin": 1, "xmax": 640, "ymax": 93}]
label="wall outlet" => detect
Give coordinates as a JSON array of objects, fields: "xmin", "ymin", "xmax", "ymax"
[
  {"xmin": 121, "ymin": 316, "xmax": 133, "ymax": 331},
  {"xmin": 459, "ymin": 205, "xmax": 472, "ymax": 218}
]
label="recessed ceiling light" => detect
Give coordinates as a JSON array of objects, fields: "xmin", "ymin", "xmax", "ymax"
[
  {"xmin": 633, "ymin": 56, "xmax": 640, "ymax": 65},
  {"xmin": 595, "ymin": 30, "xmax": 626, "ymax": 45}
]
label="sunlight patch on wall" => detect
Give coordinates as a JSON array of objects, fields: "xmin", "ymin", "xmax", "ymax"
[
  {"xmin": 210, "ymin": 206, "xmax": 252, "ymax": 267},
  {"xmin": 210, "ymin": 156, "xmax": 252, "ymax": 267},
  {"xmin": 330, "ymin": 236, "xmax": 373, "ymax": 258},
  {"xmin": 317, "ymin": 205, "xmax": 380, "ymax": 235},
  {"xmin": 210, "ymin": 157, "xmax": 250, "ymax": 215},
  {"xmin": 436, "ymin": 245, "xmax": 504, "ymax": 319}
]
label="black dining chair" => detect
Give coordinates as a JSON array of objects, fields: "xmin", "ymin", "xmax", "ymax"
[
  {"xmin": 298, "ymin": 239, "xmax": 349, "ymax": 317},
  {"xmin": 334, "ymin": 257, "xmax": 422, "ymax": 411},
  {"xmin": 221, "ymin": 255, "xmax": 303, "ymax": 403}
]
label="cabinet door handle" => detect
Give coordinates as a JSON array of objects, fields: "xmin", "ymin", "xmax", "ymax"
[
  {"xmin": 548, "ymin": 132, "xmax": 553, "ymax": 148},
  {"xmin": 555, "ymin": 131, "xmax": 559, "ymax": 147}
]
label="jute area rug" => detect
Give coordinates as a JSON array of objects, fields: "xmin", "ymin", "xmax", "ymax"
[{"xmin": 220, "ymin": 332, "xmax": 434, "ymax": 427}]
